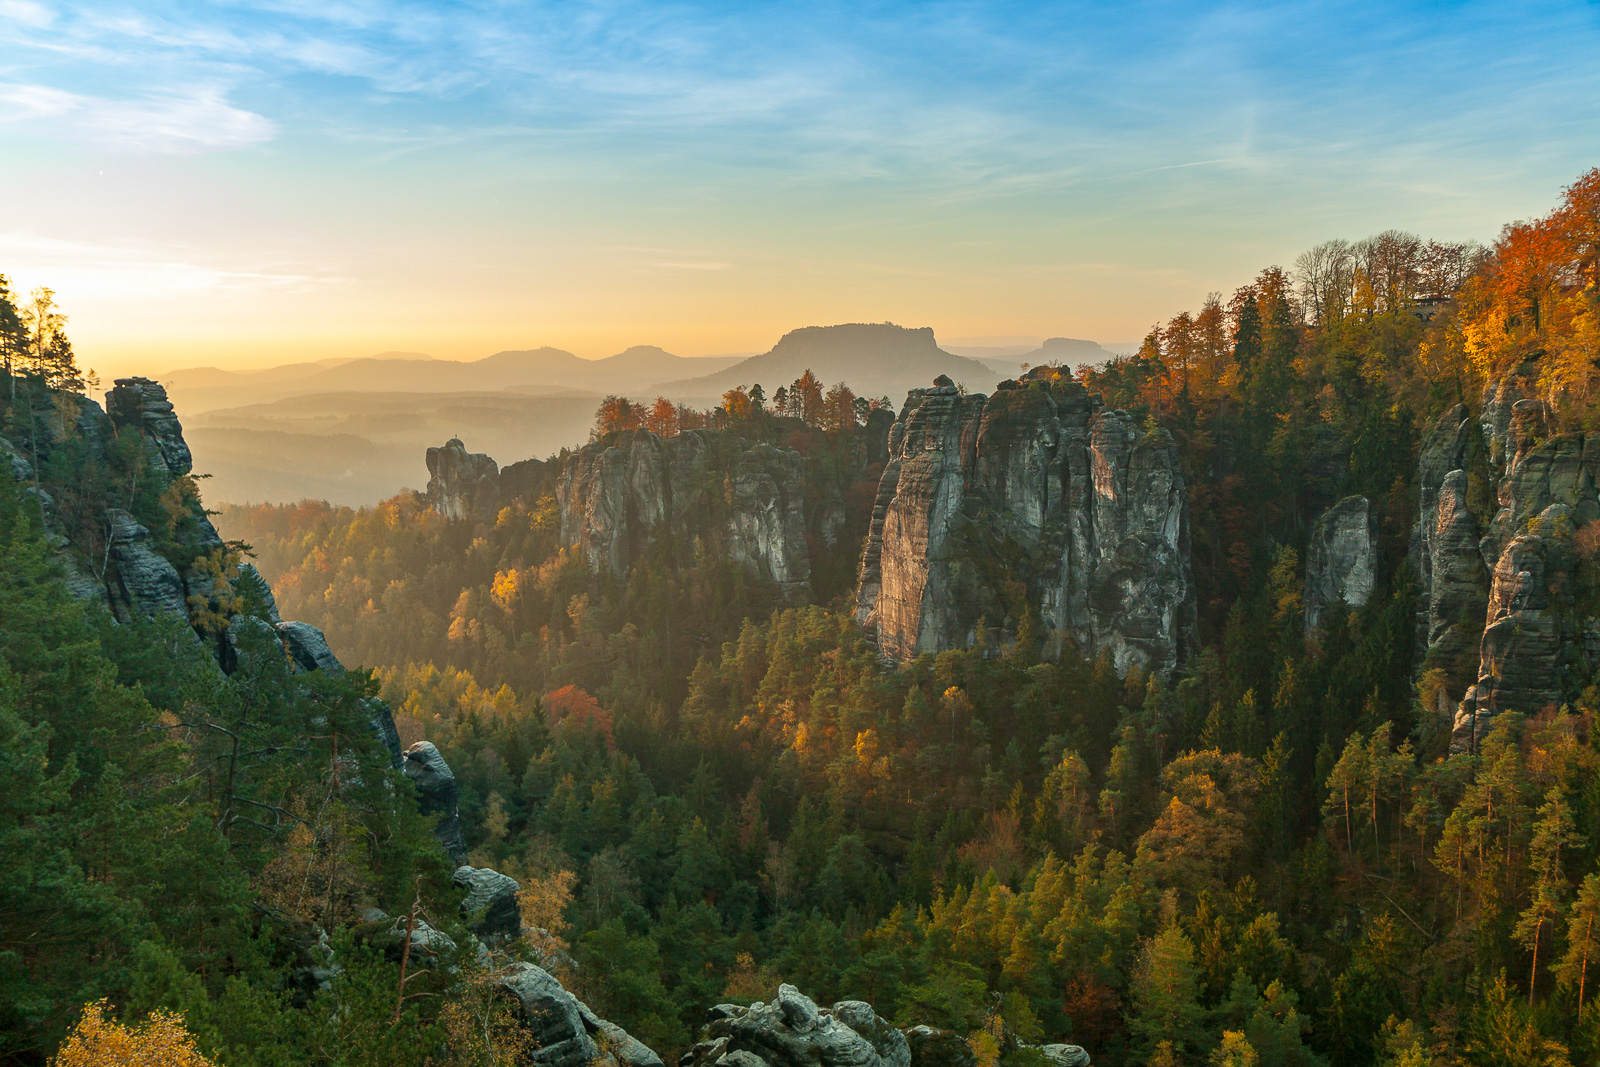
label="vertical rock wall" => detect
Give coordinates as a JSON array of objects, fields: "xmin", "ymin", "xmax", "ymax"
[
  {"xmin": 1304, "ymin": 495, "xmax": 1379, "ymax": 632},
  {"xmin": 855, "ymin": 374, "xmax": 1196, "ymax": 674},
  {"xmin": 555, "ymin": 430, "xmax": 814, "ymax": 600},
  {"xmin": 1411, "ymin": 365, "xmax": 1600, "ymax": 750}
]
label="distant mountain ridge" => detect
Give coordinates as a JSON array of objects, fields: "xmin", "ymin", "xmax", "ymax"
[
  {"xmin": 164, "ymin": 346, "xmax": 745, "ymax": 414},
  {"xmin": 651, "ymin": 323, "xmax": 1003, "ymax": 403}
]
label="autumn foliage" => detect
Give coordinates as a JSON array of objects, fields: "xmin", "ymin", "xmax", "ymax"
[{"xmin": 52, "ymin": 1002, "xmax": 217, "ymax": 1067}]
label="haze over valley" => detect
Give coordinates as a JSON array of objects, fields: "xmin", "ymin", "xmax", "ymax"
[{"xmin": 172, "ymin": 326, "xmax": 1120, "ymax": 504}]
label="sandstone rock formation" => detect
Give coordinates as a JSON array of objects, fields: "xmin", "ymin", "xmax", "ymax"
[
  {"xmin": 427, "ymin": 437, "xmax": 501, "ymax": 521},
  {"xmin": 108, "ymin": 377, "xmax": 193, "ymax": 479},
  {"xmin": 683, "ymin": 986, "xmax": 1088, "ymax": 1067},
  {"xmin": 498, "ymin": 962, "xmax": 664, "ymax": 1067},
  {"xmin": 1411, "ymin": 365, "xmax": 1600, "ymax": 750},
  {"xmin": 1304, "ymin": 495, "xmax": 1378, "ymax": 631},
  {"xmin": 404, "ymin": 741, "xmax": 468, "ymax": 864},
  {"xmin": 855, "ymin": 373, "xmax": 1194, "ymax": 673},
  {"xmin": 1453, "ymin": 507, "xmax": 1578, "ymax": 749},
  {"xmin": 684, "ymin": 986, "xmax": 910, "ymax": 1067},
  {"xmin": 452, "ymin": 864, "xmax": 522, "ymax": 940},
  {"xmin": 557, "ymin": 431, "xmax": 813, "ymax": 600}
]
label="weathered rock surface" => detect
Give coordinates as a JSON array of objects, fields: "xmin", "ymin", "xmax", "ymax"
[
  {"xmin": 405, "ymin": 741, "xmax": 468, "ymax": 864},
  {"xmin": 427, "ymin": 437, "xmax": 501, "ymax": 521},
  {"xmin": 1411, "ymin": 366, "xmax": 1600, "ymax": 749},
  {"xmin": 1411, "ymin": 404, "xmax": 1490, "ymax": 678},
  {"xmin": 688, "ymin": 989, "xmax": 910, "ymax": 1067},
  {"xmin": 497, "ymin": 962, "xmax": 664, "ymax": 1067},
  {"xmin": 1454, "ymin": 507, "xmax": 1577, "ymax": 749},
  {"xmin": 104, "ymin": 508, "xmax": 191, "ymax": 623},
  {"xmin": 856, "ymin": 373, "xmax": 1195, "ymax": 673},
  {"xmin": 1037, "ymin": 1046, "xmax": 1091, "ymax": 1067},
  {"xmin": 453, "ymin": 865, "xmax": 522, "ymax": 940},
  {"xmin": 1304, "ymin": 495, "xmax": 1378, "ymax": 631},
  {"xmin": 108, "ymin": 377, "xmax": 193, "ymax": 478},
  {"xmin": 557, "ymin": 431, "xmax": 813, "ymax": 600}
]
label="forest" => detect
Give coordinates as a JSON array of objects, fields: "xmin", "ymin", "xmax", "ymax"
[{"xmin": 4, "ymin": 167, "xmax": 1600, "ymax": 1067}]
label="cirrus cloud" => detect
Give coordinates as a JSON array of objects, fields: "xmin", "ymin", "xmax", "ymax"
[{"xmin": 0, "ymin": 82, "xmax": 274, "ymax": 153}]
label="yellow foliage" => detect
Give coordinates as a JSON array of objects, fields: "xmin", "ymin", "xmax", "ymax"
[
  {"xmin": 518, "ymin": 868, "xmax": 578, "ymax": 972},
  {"xmin": 52, "ymin": 1000, "xmax": 217, "ymax": 1067}
]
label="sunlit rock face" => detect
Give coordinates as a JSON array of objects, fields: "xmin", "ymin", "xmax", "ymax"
[
  {"xmin": 426, "ymin": 437, "xmax": 501, "ymax": 521},
  {"xmin": 1304, "ymin": 495, "xmax": 1378, "ymax": 632},
  {"xmin": 555, "ymin": 430, "xmax": 813, "ymax": 601},
  {"xmin": 855, "ymin": 373, "xmax": 1195, "ymax": 674},
  {"xmin": 1411, "ymin": 365, "xmax": 1600, "ymax": 751}
]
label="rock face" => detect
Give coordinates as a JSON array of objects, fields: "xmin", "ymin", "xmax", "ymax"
[
  {"xmin": 404, "ymin": 741, "xmax": 468, "ymax": 864},
  {"xmin": 855, "ymin": 373, "xmax": 1195, "ymax": 673},
  {"xmin": 497, "ymin": 962, "xmax": 664, "ymax": 1067},
  {"xmin": 107, "ymin": 377, "xmax": 193, "ymax": 479},
  {"xmin": 1410, "ymin": 366, "xmax": 1600, "ymax": 750},
  {"xmin": 453, "ymin": 865, "xmax": 522, "ymax": 940},
  {"xmin": 427, "ymin": 438, "xmax": 501, "ymax": 521},
  {"xmin": 1304, "ymin": 496, "xmax": 1378, "ymax": 631},
  {"xmin": 556, "ymin": 431, "xmax": 813, "ymax": 600},
  {"xmin": 104, "ymin": 508, "xmax": 192, "ymax": 623},
  {"xmin": 1453, "ymin": 508, "xmax": 1578, "ymax": 749}
]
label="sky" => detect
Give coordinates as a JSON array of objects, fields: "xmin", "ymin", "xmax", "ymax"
[{"xmin": 1, "ymin": 1, "xmax": 1598, "ymax": 380}]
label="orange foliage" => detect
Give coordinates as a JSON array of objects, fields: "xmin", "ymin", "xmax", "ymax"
[{"xmin": 543, "ymin": 684, "xmax": 615, "ymax": 747}]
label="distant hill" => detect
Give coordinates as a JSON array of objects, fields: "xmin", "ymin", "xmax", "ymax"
[
  {"xmin": 976, "ymin": 337, "xmax": 1118, "ymax": 380},
  {"xmin": 163, "ymin": 346, "xmax": 744, "ymax": 415},
  {"xmin": 651, "ymin": 323, "xmax": 1002, "ymax": 404}
]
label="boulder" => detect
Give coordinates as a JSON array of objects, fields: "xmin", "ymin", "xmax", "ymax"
[
  {"xmin": 278, "ymin": 621, "xmax": 343, "ymax": 673},
  {"xmin": 453, "ymin": 865, "xmax": 522, "ymax": 940},
  {"xmin": 495, "ymin": 962, "xmax": 662, "ymax": 1067},
  {"xmin": 903, "ymin": 1027, "xmax": 974, "ymax": 1067},
  {"xmin": 1038, "ymin": 1047, "xmax": 1089, "ymax": 1067}
]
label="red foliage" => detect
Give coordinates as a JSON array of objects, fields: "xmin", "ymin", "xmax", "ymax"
[{"xmin": 543, "ymin": 685, "xmax": 615, "ymax": 748}]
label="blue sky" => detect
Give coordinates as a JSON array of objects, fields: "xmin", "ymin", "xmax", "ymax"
[{"xmin": 1, "ymin": 0, "xmax": 1597, "ymax": 374}]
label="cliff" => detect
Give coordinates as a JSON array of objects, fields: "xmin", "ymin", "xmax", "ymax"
[
  {"xmin": 555, "ymin": 430, "xmax": 815, "ymax": 599},
  {"xmin": 1411, "ymin": 365, "xmax": 1600, "ymax": 750},
  {"xmin": 855, "ymin": 372, "xmax": 1195, "ymax": 673}
]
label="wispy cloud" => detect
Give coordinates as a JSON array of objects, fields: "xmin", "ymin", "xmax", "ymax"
[{"xmin": 0, "ymin": 82, "xmax": 274, "ymax": 152}]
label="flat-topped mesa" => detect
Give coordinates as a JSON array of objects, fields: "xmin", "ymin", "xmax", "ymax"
[
  {"xmin": 855, "ymin": 372, "xmax": 1196, "ymax": 674},
  {"xmin": 556, "ymin": 430, "xmax": 813, "ymax": 600}
]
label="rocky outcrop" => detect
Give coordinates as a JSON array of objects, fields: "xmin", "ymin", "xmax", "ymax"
[
  {"xmin": 684, "ymin": 986, "xmax": 1088, "ymax": 1067},
  {"xmin": 1411, "ymin": 366, "xmax": 1600, "ymax": 750},
  {"xmin": 1304, "ymin": 496, "xmax": 1378, "ymax": 631},
  {"xmin": 427, "ymin": 438, "xmax": 501, "ymax": 521},
  {"xmin": 855, "ymin": 373, "xmax": 1194, "ymax": 673},
  {"xmin": 498, "ymin": 962, "xmax": 664, "ymax": 1067},
  {"xmin": 1453, "ymin": 507, "xmax": 1578, "ymax": 749},
  {"xmin": 103, "ymin": 508, "xmax": 192, "ymax": 623},
  {"xmin": 557, "ymin": 431, "xmax": 813, "ymax": 600},
  {"xmin": 405, "ymin": 741, "xmax": 468, "ymax": 864},
  {"xmin": 453, "ymin": 865, "xmax": 521, "ymax": 940},
  {"xmin": 1412, "ymin": 404, "xmax": 1491, "ymax": 679},
  {"xmin": 685, "ymin": 987, "xmax": 910, "ymax": 1067},
  {"xmin": 108, "ymin": 377, "xmax": 193, "ymax": 479}
]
